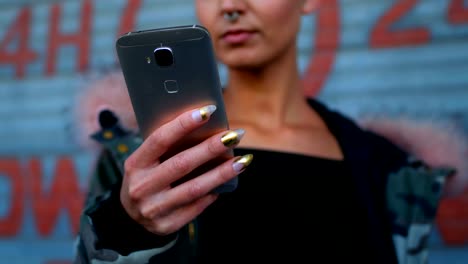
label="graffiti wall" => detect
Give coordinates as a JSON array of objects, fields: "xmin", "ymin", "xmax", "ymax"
[{"xmin": 0, "ymin": 0, "xmax": 467, "ymax": 263}]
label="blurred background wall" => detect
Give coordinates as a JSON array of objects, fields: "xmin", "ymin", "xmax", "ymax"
[{"xmin": 0, "ymin": 0, "xmax": 467, "ymax": 263}]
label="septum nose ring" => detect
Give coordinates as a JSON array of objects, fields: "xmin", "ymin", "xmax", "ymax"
[{"xmin": 224, "ymin": 11, "xmax": 240, "ymax": 22}]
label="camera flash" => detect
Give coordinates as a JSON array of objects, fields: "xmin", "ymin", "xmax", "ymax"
[{"xmin": 146, "ymin": 57, "xmax": 151, "ymax": 64}]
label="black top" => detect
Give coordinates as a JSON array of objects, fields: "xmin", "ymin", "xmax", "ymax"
[
  {"xmin": 196, "ymin": 148, "xmax": 371, "ymax": 263},
  {"xmin": 88, "ymin": 98, "xmax": 403, "ymax": 263}
]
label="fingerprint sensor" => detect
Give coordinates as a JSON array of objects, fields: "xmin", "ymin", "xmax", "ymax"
[{"xmin": 164, "ymin": 80, "xmax": 179, "ymax": 93}]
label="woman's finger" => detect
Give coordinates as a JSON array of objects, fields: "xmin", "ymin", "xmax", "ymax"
[
  {"xmin": 170, "ymin": 154, "xmax": 253, "ymax": 203},
  {"xmin": 134, "ymin": 129, "xmax": 245, "ymax": 197},
  {"xmin": 142, "ymin": 154, "xmax": 253, "ymax": 219},
  {"xmin": 127, "ymin": 104, "xmax": 217, "ymax": 168}
]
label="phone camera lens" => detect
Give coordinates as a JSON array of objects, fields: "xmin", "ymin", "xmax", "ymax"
[{"xmin": 154, "ymin": 47, "xmax": 174, "ymax": 67}]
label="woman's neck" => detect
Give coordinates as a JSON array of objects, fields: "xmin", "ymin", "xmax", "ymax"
[
  {"xmin": 222, "ymin": 45, "xmax": 342, "ymax": 160},
  {"xmin": 223, "ymin": 45, "xmax": 312, "ymax": 130}
]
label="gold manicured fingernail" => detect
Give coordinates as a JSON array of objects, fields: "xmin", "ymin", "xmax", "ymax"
[
  {"xmin": 192, "ymin": 105, "xmax": 217, "ymax": 122},
  {"xmin": 232, "ymin": 154, "xmax": 253, "ymax": 173},
  {"xmin": 221, "ymin": 129, "xmax": 245, "ymax": 147}
]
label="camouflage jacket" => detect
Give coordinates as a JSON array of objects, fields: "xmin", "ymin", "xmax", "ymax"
[{"xmin": 73, "ymin": 100, "xmax": 453, "ymax": 264}]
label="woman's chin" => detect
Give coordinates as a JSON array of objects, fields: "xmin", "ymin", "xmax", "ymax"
[
  {"xmin": 225, "ymin": 61, "xmax": 263, "ymax": 71},
  {"xmin": 221, "ymin": 53, "xmax": 266, "ymax": 70}
]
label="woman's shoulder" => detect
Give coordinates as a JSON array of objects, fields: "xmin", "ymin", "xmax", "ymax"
[
  {"xmin": 308, "ymin": 97, "xmax": 467, "ymax": 196},
  {"xmin": 306, "ymin": 97, "xmax": 369, "ymax": 137},
  {"xmin": 306, "ymin": 97, "xmax": 405, "ymax": 157}
]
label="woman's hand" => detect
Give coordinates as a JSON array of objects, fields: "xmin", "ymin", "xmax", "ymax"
[{"xmin": 120, "ymin": 105, "xmax": 252, "ymax": 236}]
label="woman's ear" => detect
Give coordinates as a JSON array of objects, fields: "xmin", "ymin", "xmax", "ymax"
[{"xmin": 302, "ymin": 0, "xmax": 320, "ymax": 15}]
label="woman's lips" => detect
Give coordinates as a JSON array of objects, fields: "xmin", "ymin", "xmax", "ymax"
[{"xmin": 222, "ymin": 30, "xmax": 255, "ymax": 44}]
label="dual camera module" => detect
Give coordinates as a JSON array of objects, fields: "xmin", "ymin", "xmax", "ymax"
[{"xmin": 153, "ymin": 47, "xmax": 174, "ymax": 67}]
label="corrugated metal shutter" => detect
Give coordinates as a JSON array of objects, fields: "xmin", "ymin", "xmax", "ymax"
[{"xmin": 0, "ymin": 1, "xmax": 467, "ymax": 263}]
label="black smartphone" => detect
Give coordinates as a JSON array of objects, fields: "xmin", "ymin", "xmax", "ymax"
[{"xmin": 116, "ymin": 25, "xmax": 236, "ymax": 193}]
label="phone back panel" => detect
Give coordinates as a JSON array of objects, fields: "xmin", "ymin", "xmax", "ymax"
[
  {"xmin": 116, "ymin": 25, "xmax": 236, "ymax": 193},
  {"xmin": 116, "ymin": 25, "xmax": 229, "ymax": 141}
]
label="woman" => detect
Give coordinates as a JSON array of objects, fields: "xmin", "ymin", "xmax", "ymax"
[{"xmin": 74, "ymin": 1, "xmax": 462, "ymax": 263}]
